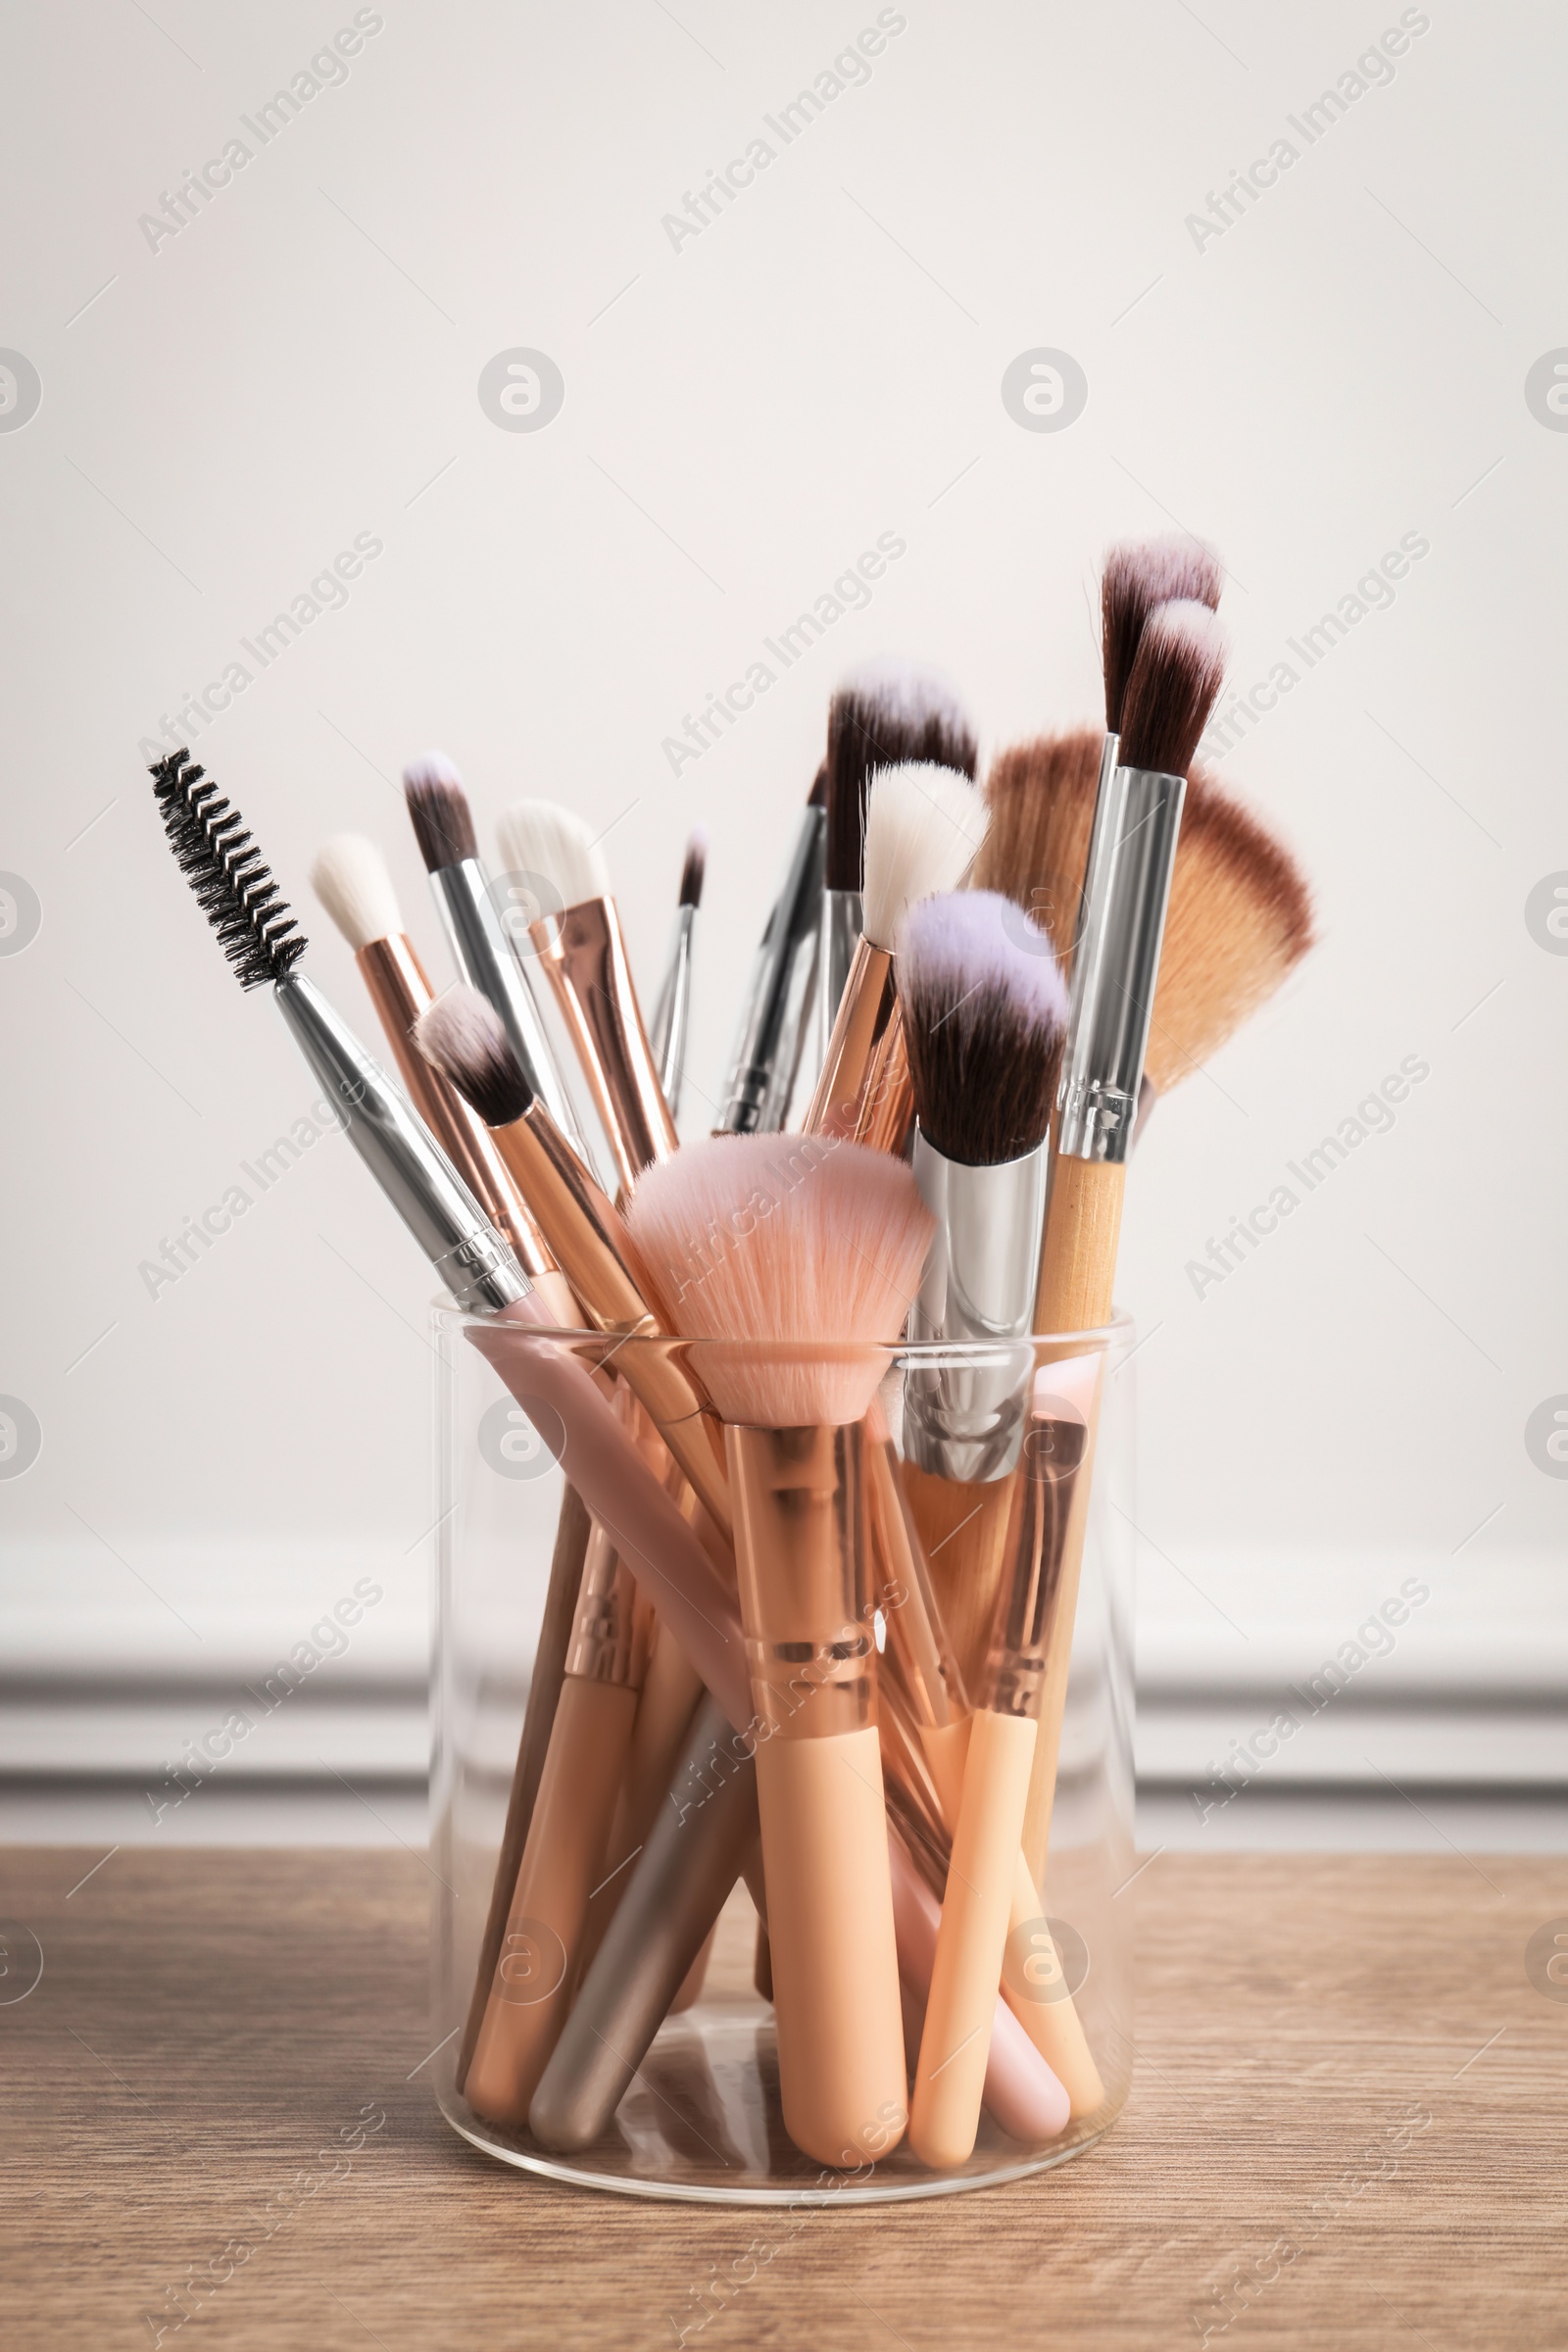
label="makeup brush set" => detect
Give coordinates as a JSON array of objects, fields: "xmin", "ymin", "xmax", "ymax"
[{"xmin": 147, "ymin": 534, "xmax": 1312, "ymax": 2180}]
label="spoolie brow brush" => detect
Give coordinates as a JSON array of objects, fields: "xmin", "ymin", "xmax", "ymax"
[{"xmin": 147, "ymin": 751, "xmax": 743, "ymax": 1723}]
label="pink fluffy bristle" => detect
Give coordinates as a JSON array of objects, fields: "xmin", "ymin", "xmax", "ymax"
[{"xmin": 623, "ymin": 1135, "xmax": 935, "ymax": 1428}]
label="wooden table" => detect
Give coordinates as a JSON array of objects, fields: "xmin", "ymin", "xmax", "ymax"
[{"xmin": 3, "ymin": 1847, "xmax": 1563, "ymax": 2348}]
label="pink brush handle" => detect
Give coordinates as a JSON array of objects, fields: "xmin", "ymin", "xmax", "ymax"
[{"xmin": 468, "ymin": 1299, "xmax": 749, "ymax": 1723}]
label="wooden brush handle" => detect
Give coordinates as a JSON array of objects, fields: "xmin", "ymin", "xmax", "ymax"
[
  {"xmin": 1021, "ymin": 1151, "xmax": 1122, "ymax": 1883},
  {"xmin": 464, "ymin": 1673, "xmax": 638, "ymax": 2128},
  {"xmin": 910, "ymin": 1708, "xmax": 1038, "ymax": 2169},
  {"xmin": 1034, "ymin": 1155, "xmax": 1124, "ymax": 1334},
  {"xmin": 755, "ymin": 1728, "xmax": 907, "ymax": 2167},
  {"xmin": 456, "ymin": 1483, "xmax": 591, "ymax": 2094}
]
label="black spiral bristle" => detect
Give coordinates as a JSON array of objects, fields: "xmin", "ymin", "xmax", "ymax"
[{"xmin": 149, "ymin": 750, "xmax": 307, "ymax": 990}]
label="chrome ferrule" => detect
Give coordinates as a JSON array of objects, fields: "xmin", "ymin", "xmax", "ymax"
[
  {"xmin": 903, "ymin": 1129, "xmax": 1049, "ymax": 1482},
  {"xmin": 819, "ymin": 887, "xmax": 863, "ymax": 1064},
  {"xmin": 272, "ymin": 972, "xmax": 525, "ymax": 1312},
  {"xmin": 428, "ymin": 858, "xmax": 590, "ymax": 1163},
  {"xmin": 720, "ymin": 805, "xmax": 825, "ymax": 1135},
  {"xmin": 649, "ymin": 904, "xmax": 695, "ymax": 1122},
  {"xmin": 1054, "ymin": 763, "xmax": 1185, "ymax": 1167}
]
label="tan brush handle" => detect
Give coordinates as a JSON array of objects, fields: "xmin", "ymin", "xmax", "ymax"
[
  {"xmin": 1021, "ymin": 1151, "xmax": 1122, "ymax": 1881},
  {"xmin": 910, "ymin": 1707, "xmax": 1037, "ymax": 2168},
  {"xmin": 464, "ymin": 1673, "xmax": 638, "ymax": 2128},
  {"xmin": 1003, "ymin": 1851, "xmax": 1105, "ymax": 2117},
  {"xmin": 1034, "ymin": 1154, "xmax": 1124, "ymax": 1333},
  {"xmin": 755, "ymin": 1727, "xmax": 906, "ymax": 2167},
  {"xmin": 917, "ymin": 1719, "xmax": 1104, "ymax": 2118},
  {"xmin": 456, "ymin": 1483, "xmax": 592, "ymax": 2094}
]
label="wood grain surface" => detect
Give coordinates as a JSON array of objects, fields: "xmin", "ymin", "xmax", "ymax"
[{"xmin": 2, "ymin": 1845, "xmax": 1564, "ymax": 2349}]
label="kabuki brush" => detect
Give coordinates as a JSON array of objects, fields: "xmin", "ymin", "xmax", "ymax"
[
  {"xmin": 498, "ymin": 800, "xmax": 675, "ymax": 1193},
  {"xmin": 624, "ymin": 1135, "xmax": 932, "ymax": 2167},
  {"xmin": 403, "ymin": 752, "xmax": 590, "ymax": 1166}
]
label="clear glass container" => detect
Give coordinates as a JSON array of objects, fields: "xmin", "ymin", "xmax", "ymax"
[{"xmin": 430, "ymin": 1311, "xmax": 1135, "ymax": 2205}]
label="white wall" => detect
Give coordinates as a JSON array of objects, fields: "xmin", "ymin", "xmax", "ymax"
[{"xmin": 2, "ymin": 0, "xmax": 1563, "ymax": 1839}]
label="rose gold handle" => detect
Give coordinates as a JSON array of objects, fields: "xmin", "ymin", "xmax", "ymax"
[{"xmin": 464, "ymin": 1673, "xmax": 638, "ymax": 2128}]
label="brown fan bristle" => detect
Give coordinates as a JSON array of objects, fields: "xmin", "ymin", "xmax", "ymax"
[
  {"xmin": 1101, "ymin": 537, "xmax": 1223, "ymax": 733},
  {"xmin": 403, "ymin": 751, "xmax": 477, "ymax": 871},
  {"xmin": 973, "ymin": 726, "xmax": 1102, "ymax": 973},
  {"xmin": 824, "ymin": 661, "xmax": 977, "ymax": 892},
  {"xmin": 1118, "ymin": 601, "xmax": 1227, "ymax": 777},
  {"xmin": 1142, "ymin": 770, "xmax": 1315, "ymax": 1092},
  {"xmin": 976, "ymin": 734, "xmax": 1313, "ymax": 1091}
]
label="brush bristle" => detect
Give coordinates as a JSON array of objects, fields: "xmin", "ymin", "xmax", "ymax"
[
  {"xmin": 496, "ymin": 800, "xmax": 612, "ymax": 909},
  {"xmin": 1119, "ymin": 601, "xmax": 1227, "ymax": 777},
  {"xmin": 974, "ymin": 727, "xmax": 1102, "ymax": 975},
  {"xmin": 624, "ymin": 1135, "xmax": 935, "ymax": 1427},
  {"xmin": 808, "ymin": 763, "xmax": 827, "ymax": 810},
  {"xmin": 899, "ymin": 892, "xmax": 1068, "ymax": 1165},
  {"xmin": 1102, "ymin": 537, "xmax": 1224, "ymax": 733},
  {"xmin": 1142, "ymin": 769, "xmax": 1314, "ymax": 1090},
  {"xmin": 678, "ymin": 827, "xmax": 708, "ymax": 909},
  {"xmin": 977, "ymin": 735, "xmax": 1315, "ymax": 1087},
  {"xmin": 414, "ymin": 986, "xmax": 532, "ymax": 1127},
  {"xmin": 403, "ymin": 751, "xmax": 476, "ymax": 870},
  {"xmin": 861, "ymin": 761, "xmax": 988, "ymax": 951},
  {"xmin": 309, "ymin": 834, "xmax": 404, "ymax": 953},
  {"xmin": 824, "ymin": 659, "xmax": 977, "ymax": 892},
  {"xmin": 150, "ymin": 751, "xmax": 307, "ymax": 990}
]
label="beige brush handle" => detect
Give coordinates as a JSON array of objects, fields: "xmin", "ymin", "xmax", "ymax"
[
  {"xmin": 1021, "ymin": 1152, "xmax": 1122, "ymax": 1882},
  {"xmin": 916, "ymin": 1715, "xmax": 971, "ymax": 1829},
  {"xmin": 1002, "ymin": 1851, "xmax": 1105, "ymax": 2117},
  {"xmin": 755, "ymin": 1727, "xmax": 906, "ymax": 2167},
  {"xmin": 1020, "ymin": 1391, "xmax": 1100, "ymax": 1881},
  {"xmin": 910, "ymin": 1709, "xmax": 1037, "ymax": 2168},
  {"xmin": 464, "ymin": 1673, "xmax": 638, "ymax": 2128}
]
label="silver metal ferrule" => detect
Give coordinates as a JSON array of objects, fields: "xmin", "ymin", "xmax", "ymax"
[
  {"xmin": 903, "ymin": 1127, "xmax": 1049, "ymax": 1482},
  {"xmin": 1055, "ymin": 763, "xmax": 1186, "ymax": 1167},
  {"xmin": 428, "ymin": 858, "xmax": 591, "ymax": 1162},
  {"xmin": 818, "ymin": 886, "xmax": 863, "ymax": 1068},
  {"xmin": 720, "ymin": 805, "xmax": 825, "ymax": 1135},
  {"xmin": 649, "ymin": 903, "xmax": 694, "ymax": 1122},
  {"xmin": 272, "ymin": 972, "xmax": 525, "ymax": 1313}
]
